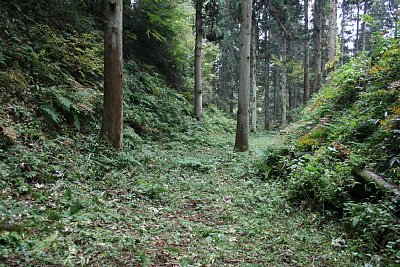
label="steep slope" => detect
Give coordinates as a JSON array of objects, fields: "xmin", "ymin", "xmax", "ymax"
[{"xmin": 259, "ymin": 38, "xmax": 400, "ymax": 264}]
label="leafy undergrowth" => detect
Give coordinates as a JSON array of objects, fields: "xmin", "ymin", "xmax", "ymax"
[
  {"xmin": 0, "ymin": 129, "xmax": 372, "ymax": 266},
  {"xmin": 258, "ymin": 38, "xmax": 400, "ymax": 265},
  {"xmin": 1, "ymin": 1, "xmax": 398, "ymax": 265}
]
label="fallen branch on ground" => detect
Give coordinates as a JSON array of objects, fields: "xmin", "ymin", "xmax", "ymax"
[{"xmin": 352, "ymin": 168, "xmax": 400, "ymax": 201}]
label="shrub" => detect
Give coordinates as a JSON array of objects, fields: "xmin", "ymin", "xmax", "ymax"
[{"xmin": 343, "ymin": 201, "xmax": 400, "ymax": 262}]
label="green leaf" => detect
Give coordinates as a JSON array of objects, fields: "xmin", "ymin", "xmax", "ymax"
[
  {"xmin": 42, "ymin": 105, "xmax": 61, "ymax": 125},
  {"xmin": 57, "ymin": 96, "xmax": 73, "ymax": 111},
  {"xmin": 178, "ymin": 257, "xmax": 190, "ymax": 267},
  {"xmin": 165, "ymin": 247, "xmax": 181, "ymax": 255},
  {"xmin": 0, "ymin": 51, "xmax": 6, "ymax": 65},
  {"xmin": 351, "ymin": 217, "xmax": 360, "ymax": 227},
  {"xmin": 138, "ymin": 251, "xmax": 151, "ymax": 267}
]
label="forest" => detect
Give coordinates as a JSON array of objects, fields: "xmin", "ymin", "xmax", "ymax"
[{"xmin": 0, "ymin": 0, "xmax": 399, "ymax": 266}]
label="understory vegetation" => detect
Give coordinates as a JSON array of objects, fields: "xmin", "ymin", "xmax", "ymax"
[
  {"xmin": 1, "ymin": 0, "xmax": 399, "ymax": 266},
  {"xmin": 258, "ymin": 39, "xmax": 400, "ymax": 265}
]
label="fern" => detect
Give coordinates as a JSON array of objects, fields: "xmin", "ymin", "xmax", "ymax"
[
  {"xmin": 56, "ymin": 95, "xmax": 73, "ymax": 111},
  {"xmin": 42, "ymin": 105, "xmax": 61, "ymax": 125}
]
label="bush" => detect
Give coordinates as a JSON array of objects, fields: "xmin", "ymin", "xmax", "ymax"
[
  {"xmin": 343, "ymin": 201, "xmax": 400, "ymax": 263},
  {"xmin": 288, "ymin": 146, "xmax": 361, "ymax": 207}
]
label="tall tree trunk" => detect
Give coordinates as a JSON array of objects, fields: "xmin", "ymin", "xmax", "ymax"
[
  {"xmin": 327, "ymin": 0, "xmax": 337, "ymax": 84},
  {"xmin": 281, "ymin": 35, "xmax": 287, "ymax": 127},
  {"xmin": 288, "ymin": 40, "xmax": 293, "ymax": 111},
  {"xmin": 354, "ymin": 0, "xmax": 360, "ymax": 53},
  {"xmin": 360, "ymin": 1, "xmax": 368, "ymax": 51},
  {"xmin": 222, "ymin": 85, "xmax": 230, "ymax": 114},
  {"xmin": 229, "ymin": 75, "xmax": 234, "ymax": 114},
  {"xmin": 264, "ymin": 31, "xmax": 270, "ymax": 131},
  {"xmin": 294, "ymin": 85, "xmax": 297, "ymax": 110},
  {"xmin": 274, "ymin": 68, "xmax": 278, "ymax": 122},
  {"xmin": 234, "ymin": 0, "xmax": 252, "ymax": 152},
  {"xmin": 101, "ymin": 0, "xmax": 123, "ymax": 150},
  {"xmin": 194, "ymin": 0, "xmax": 203, "ymax": 121},
  {"xmin": 303, "ymin": 0, "xmax": 309, "ymax": 105},
  {"xmin": 312, "ymin": 0, "xmax": 322, "ymax": 95},
  {"xmin": 219, "ymin": 46, "xmax": 230, "ymax": 114},
  {"xmin": 250, "ymin": 19, "xmax": 258, "ymax": 133},
  {"xmin": 340, "ymin": 0, "xmax": 347, "ymax": 65}
]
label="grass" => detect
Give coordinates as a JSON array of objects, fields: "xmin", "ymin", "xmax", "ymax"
[{"xmin": 0, "ymin": 130, "xmax": 372, "ymax": 266}]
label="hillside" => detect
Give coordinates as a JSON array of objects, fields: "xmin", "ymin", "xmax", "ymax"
[{"xmin": 258, "ymin": 39, "xmax": 400, "ymax": 264}]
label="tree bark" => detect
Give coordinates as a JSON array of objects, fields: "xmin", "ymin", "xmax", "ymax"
[
  {"xmin": 288, "ymin": 40, "xmax": 293, "ymax": 111},
  {"xmin": 264, "ymin": 31, "xmax": 270, "ymax": 130},
  {"xmin": 274, "ymin": 67, "xmax": 278, "ymax": 122},
  {"xmin": 360, "ymin": 1, "xmax": 368, "ymax": 52},
  {"xmin": 354, "ymin": 0, "xmax": 360, "ymax": 53},
  {"xmin": 281, "ymin": 35, "xmax": 287, "ymax": 127},
  {"xmin": 234, "ymin": 0, "xmax": 252, "ymax": 152},
  {"xmin": 250, "ymin": 19, "xmax": 258, "ymax": 133},
  {"xmin": 101, "ymin": 0, "xmax": 123, "ymax": 150},
  {"xmin": 194, "ymin": 0, "xmax": 203, "ymax": 121},
  {"xmin": 340, "ymin": 1, "xmax": 347, "ymax": 65},
  {"xmin": 303, "ymin": 0, "xmax": 309, "ymax": 105},
  {"xmin": 312, "ymin": 0, "xmax": 322, "ymax": 95},
  {"xmin": 327, "ymin": 0, "xmax": 337, "ymax": 84}
]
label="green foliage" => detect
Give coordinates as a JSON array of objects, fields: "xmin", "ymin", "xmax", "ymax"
[
  {"xmin": 3, "ymin": 0, "xmax": 100, "ymax": 32},
  {"xmin": 3, "ymin": 119, "xmax": 367, "ymax": 266},
  {"xmin": 288, "ymin": 147, "xmax": 361, "ymax": 206},
  {"xmin": 256, "ymin": 148, "xmax": 292, "ymax": 180},
  {"xmin": 308, "ymin": 55, "xmax": 370, "ymax": 120},
  {"xmin": 123, "ymin": 0, "xmax": 194, "ymax": 88},
  {"xmin": 297, "ymin": 126, "xmax": 328, "ymax": 151},
  {"xmin": 3, "ymin": 0, "xmax": 399, "ymax": 265},
  {"xmin": 41, "ymin": 105, "xmax": 61, "ymax": 126},
  {"xmin": 201, "ymin": 42, "xmax": 220, "ymax": 103},
  {"xmin": 0, "ymin": 3, "xmax": 104, "ymax": 135},
  {"xmin": 35, "ymin": 85, "xmax": 101, "ymax": 131},
  {"xmin": 343, "ymin": 201, "xmax": 400, "ymax": 261},
  {"xmin": 287, "ymin": 59, "xmax": 304, "ymax": 80},
  {"xmin": 261, "ymin": 37, "xmax": 400, "ymax": 264},
  {"xmin": 123, "ymin": 61, "xmax": 192, "ymax": 137},
  {"xmin": 0, "ymin": 68, "xmax": 29, "ymax": 97}
]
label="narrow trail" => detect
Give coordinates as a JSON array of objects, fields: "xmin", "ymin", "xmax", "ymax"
[
  {"xmin": 103, "ymin": 133, "xmax": 358, "ymax": 266},
  {"xmin": 3, "ymin": 133, "xmax": 360, "ymax": 266}
]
